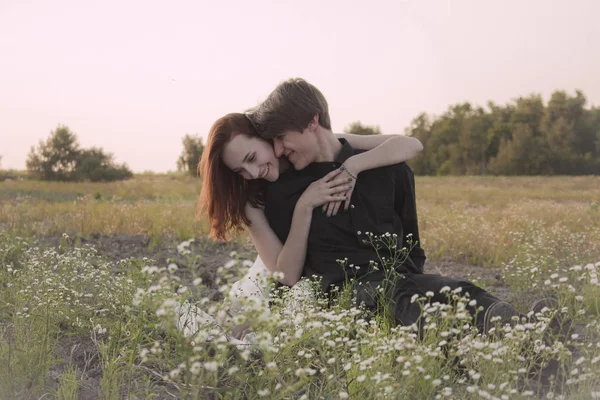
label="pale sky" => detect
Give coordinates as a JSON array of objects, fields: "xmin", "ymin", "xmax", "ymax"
[{"xmin": 1, "ymin": 0, "xmax": 599, "ymax": 172}]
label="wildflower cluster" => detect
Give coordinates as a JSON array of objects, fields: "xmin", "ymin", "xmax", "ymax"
[
  {"xmin": 2, "ymin": 231, "xmax": 600, "ymax": 399},
  {"xmin": 148, "ymin": 252, "xmax": 600, "ymax": 399},
  {"xmin": 2, "ymin": 233, "xmax": 136, "ymax": 331}
]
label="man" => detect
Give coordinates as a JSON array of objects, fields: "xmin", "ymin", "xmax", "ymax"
[{"xmin": 251, "ymin": 78, "xmax": 527, "ymax": 334}]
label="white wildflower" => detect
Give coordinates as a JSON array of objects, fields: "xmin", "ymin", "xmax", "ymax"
[
  {"xmin": 228, "ymin": 366, "xmax": 239, "ymax": 375},
  {"xmin": 204, "ymin": 361, "xmax": 218, "ymax": 372},
  {"xmin": 266, "ymin": 362, "xmax": 277, "ymax": 370},
  {"xmin": 169, "ymin": 368, "xmax": 180, "ymax": 379},
  {"xmin": 190, "ymin": 362, "xmax": 202, "ymax": 374}
]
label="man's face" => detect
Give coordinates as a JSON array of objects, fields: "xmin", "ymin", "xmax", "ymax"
[{"xmin": 273, "ymin": 127, "xmax": 318, "ymax": 170}]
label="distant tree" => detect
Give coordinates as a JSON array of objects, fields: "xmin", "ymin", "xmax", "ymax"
[
  {"xmin": 510, "ymin": 95, "xmax": 545, "ymax": 137},
  {"xmin": 177, "ymin": 134, "xmax": 205, "ymax": 176},
  {"xmin": 75, "ymin": 148, "xmax": 133, "ymax": 182},
  {"xmin": 404, "ymin": 113, "xmax": 433, "ymax": 174},
  {"xmin": 344, "ymin": 121, "xmax": 381, "ymax": 136},
  {"xmin": 27, "ymin": 125, "xmax": 80, "ymax": 181},
  {"xmin": 488, "ymin": 124, "xmax": 549, "ymax": 175},
  {"xmin": 407, "ymin": 90, "xmax": 600, "ymax": 176},
  {"xmin": 27, "ymin": 124, "xmax": 133, "ymax": 182}
]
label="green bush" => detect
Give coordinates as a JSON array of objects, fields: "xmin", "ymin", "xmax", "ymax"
[
  {"xmin": 75, "ymin": 148, "xmax": 133, "ymax": 182},
  {"xmin": 26, "ymin": 125, "xmax": 133, "ymax": 182}
]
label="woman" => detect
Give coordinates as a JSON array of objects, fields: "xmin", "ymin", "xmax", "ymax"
[{"xmin": 195, "ymin": 113, "xmax": 422, "ymax": 320}]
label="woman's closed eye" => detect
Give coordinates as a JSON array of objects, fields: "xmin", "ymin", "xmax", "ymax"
[{"xmin": 232, "ymin": 152, "xmax": 256, "ymax": 176}]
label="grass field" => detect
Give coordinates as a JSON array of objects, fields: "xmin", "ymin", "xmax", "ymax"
[{"xmin": 1, "ymin": 174, "xmax": 599, "ymax": 399}]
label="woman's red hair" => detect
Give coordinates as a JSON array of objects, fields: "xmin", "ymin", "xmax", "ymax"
[{"xmin": 197, "ymin": 113, "xmax": 268, "ymax": 240}]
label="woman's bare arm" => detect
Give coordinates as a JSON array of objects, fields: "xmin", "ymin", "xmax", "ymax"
[
  {"xmin": 245, "ymin": 203, "xmax": 311, "ymax": 287},
  {"xmin": 325, "ymin": 133, "xmax": 423, "ymax": 214},
  {"xmin": 245, "ymin": 169, "xmax": 348, "ymax": 287},
  {"xmin": 335, "ymin": 133, "xmax": 423, "ymax": 171}
]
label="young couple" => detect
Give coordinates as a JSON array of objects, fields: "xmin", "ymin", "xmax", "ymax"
[{"xmin": 198, "ymin": 78, "xmax": 536, "ymax": 337}]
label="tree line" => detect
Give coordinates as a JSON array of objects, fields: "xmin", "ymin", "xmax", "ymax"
[
  {"xmin": 6, "ymin": 89, "xmax": 598, "ymax": 182},
  {"xmin": 405, "ymin": 90, "xmax": 600, "ymax": 175}
]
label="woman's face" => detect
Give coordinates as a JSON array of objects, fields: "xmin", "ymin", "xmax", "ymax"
[{"xmin": 222, "ymin": 134, "xmax": 280, "ymax": 182}]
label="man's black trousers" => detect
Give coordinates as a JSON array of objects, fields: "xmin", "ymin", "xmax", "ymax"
[{"xmin": 351, "ymin": 272, "xmax": 502, "ymax": 333}]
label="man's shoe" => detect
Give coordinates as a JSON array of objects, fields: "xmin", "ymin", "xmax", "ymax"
[
  {"xmin": 483, "ymin": 301, "xmax": 521, "ymax": 336},
  {"xmin": 530, "ymin": 297, "xmax": 571, "ymax": 342},
  {"xmin": 531, "ymin": 297, "xmax": 559, "ymax": 318}
]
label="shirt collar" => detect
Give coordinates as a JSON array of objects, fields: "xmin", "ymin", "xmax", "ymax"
[{"xmin": 334, "ymin": 138, "xmax": 355, "ymax": 164}]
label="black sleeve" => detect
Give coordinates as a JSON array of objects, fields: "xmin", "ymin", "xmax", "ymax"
[{"xmin": 393, "ymin": 162, "xmax": 426, "ymax": 272}]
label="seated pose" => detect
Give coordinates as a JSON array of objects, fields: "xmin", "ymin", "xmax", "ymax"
[
  {"xmin": 197, "ymin": 111, "xmax": 424, "ymax": 326},
  {"xmin": 250, "ymin": 78, "xmax": 539, "ymax": 334}
]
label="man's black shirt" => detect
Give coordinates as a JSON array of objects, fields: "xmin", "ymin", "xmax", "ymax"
[{"xmin": 264, "ymin": 139, "xmax": 426, "ymax": 292}]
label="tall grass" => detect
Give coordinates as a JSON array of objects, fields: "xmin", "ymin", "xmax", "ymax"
[
  {"xmin": 2, "ymin": 175, "xmax": 598, "ymax": 264},
  {"xmin": 0, "ymin": 175, "xmax": 599, "ymax": 398}
]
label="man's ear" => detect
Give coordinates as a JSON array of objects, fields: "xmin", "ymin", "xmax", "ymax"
[{"xmin": 308, "ymin": 114, "xmax": 319, "ymax": 131}]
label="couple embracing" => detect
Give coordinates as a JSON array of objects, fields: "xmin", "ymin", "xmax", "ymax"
[{"xmin": 198, "ymin": 78, "xmax": 541, "ymax": 339}]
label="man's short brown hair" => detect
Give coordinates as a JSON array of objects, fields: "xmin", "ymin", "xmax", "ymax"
[{"xmin": 252, "ymin": 78, "xmax": 332, "ymax": 139}]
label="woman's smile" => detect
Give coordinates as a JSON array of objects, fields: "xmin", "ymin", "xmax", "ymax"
[{"xmin": 260, "ymin": 164, "xmax": 270, "ymax": 179}]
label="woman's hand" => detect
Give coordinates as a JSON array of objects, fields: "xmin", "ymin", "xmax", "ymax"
[
  {"xmin": 322, "ymin": 157, "xmax": 360, "ymax": 216},
  {"xmin": 298, "ymin": 169, "xmax": 354, "ymax": 213}
]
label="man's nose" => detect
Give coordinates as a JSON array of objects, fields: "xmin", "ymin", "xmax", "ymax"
[{"xmin": 273, "ymin": 138, "xmax": 285, "ymax": 157}]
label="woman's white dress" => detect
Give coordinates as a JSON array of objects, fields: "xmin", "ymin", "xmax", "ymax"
[{"xmin": 176, "ymin": 255, "xmax": 314, "ymax": 344}]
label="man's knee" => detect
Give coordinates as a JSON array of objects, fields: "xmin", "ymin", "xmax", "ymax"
[{"xmin": 393, "ymin": 301, "xmax": 422, "ymax": 327}]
